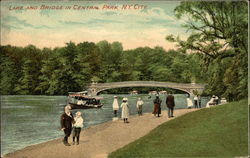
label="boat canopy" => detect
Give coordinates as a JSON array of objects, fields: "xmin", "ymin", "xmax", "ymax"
[{"xmin": 68, "ymin": 92, "xmax": 103, "ymax": 100}]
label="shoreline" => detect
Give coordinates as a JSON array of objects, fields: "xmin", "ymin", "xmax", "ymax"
[{"xmin": 4, "ymin": 108, "xmax": 199, "ymax": 158}]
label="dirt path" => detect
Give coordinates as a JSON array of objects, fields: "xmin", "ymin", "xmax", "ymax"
[{"xmin": 5, "ymin": 109, "xmax": 198, "ymax": 158}]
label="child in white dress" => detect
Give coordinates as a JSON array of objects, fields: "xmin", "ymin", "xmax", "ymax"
[{"xmin": 72, "ymin": 111, "xmax": 84, "ymax": 145}]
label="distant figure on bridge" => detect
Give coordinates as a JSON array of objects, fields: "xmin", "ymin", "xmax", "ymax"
[
  {"xmin": 186, "ymin": 95, "xmax": 193, "ymax": 109},
  {"xmin": 152, "ymin": 95, "xmax": 162, "ymax": 117},
  {"xmin": 136, "ymin": 97, "xmax": 144, "ymax": 116},
  {"xmin": 194, "ymin": 95, "xmax": 198, "ymax": 108},
  {"xmin": 112, "ymin": 96, "xmax": 119, "ymax": 117},
  {"xmin": 166, "ymin": 93, "xmax": 175, "ymax": 118},
  {"xmin": 121, "ymin": 98, "xmax": 130, "ymax": 123}
]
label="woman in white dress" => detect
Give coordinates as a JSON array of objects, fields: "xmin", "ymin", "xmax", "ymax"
[
  {"xmin": 112, "ymin": 96, "xmax": 119, "ymax": 117},
  {"xmin": 121, "ymin": 98, "xmax": 129, "ymax": 123},
  {"xmin": 206, "ymin": 95, "xmax": 216, "ymax": 108},
  {"xmin": 187, "ymin": 96, "xmax": 193, "ymax": 109}
]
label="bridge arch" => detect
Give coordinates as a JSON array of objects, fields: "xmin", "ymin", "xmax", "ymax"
[{"xmin": 87, "ymin": 81, "xmax": 205, "ymax": 96}]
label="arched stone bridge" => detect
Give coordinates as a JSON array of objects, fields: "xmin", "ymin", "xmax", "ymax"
[{"xmin": 87, "ymin": 81, "xmax": 206, "ymax": 96}]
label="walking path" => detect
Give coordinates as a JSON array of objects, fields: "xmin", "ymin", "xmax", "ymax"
[{"xmin": 5, "ymin": 109, "xmax": 198, "ymax": 158}]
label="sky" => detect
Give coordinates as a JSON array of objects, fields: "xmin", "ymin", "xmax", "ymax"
[{"xmin": 1, "ymin": 1, "xmax": 189, "ymax": 51}]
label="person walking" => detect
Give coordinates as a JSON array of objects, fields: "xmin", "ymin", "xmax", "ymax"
[
  {"xmin": 194, "ymin": 95, "xmax": 198, "ymax": 108},
  {"xmin": 112, "ymin": 96, "xmax": 119, "ymax": 117},
  {"xmin": 152, "ymin": 95, "xmax": 162, "ymax": 117},
  {"xmin": 166, "ymin": 93, "xmax": 175, "ymax": 118},
  {"xmin": 136, "ymin": 97, "xmax": 144, "ymax": 116},
  {"xmin": 60, "ymin": 105, "xmax": 74, "ymax": 146},
  {"xmin": 121, "ymin": 98, "xmax": 130, "ymax": 123},
  {"xmin": 72, "ymin": 111, "xmax": 84, "ymax": 145}
]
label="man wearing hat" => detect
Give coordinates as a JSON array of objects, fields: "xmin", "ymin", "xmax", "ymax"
[
  {"xmin": 60, "ymin": 105, "xmax": 74, "ymax": 146},
  {"xmin": 166, "ymin": 93, "xmax": 175, "ymax": 118}
]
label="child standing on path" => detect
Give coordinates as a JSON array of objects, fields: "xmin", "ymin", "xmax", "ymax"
[
  {"xmin": 112, "ymin": 96, "xmax": 119, "ymax": 117},
  {"xmin": 121, "ymin": 98, "xmax": 130, "ymax": 123},
  {"xmin": 72, "ymin": 111, "xmax": 84, "ymax": 145},
  {"xmin": 136, "ymin": 97, "xmax": 144, "ymax": 116}
]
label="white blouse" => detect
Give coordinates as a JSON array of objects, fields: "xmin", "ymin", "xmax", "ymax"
[{"xmin": 73, "ymin": 117, "xmax": 84, "ymax": 128}]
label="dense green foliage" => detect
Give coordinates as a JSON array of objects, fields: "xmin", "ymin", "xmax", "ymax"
[
  {"xmin": 109, "ymin": 99, "xmax": 248, "ymax": 158},
  {"xmin": 0, "ymin": 1, "xmax": 247, "ymax": 101},
  {"xmin": 0, "ymin": 42, "xmax": 204, "ymax": 95},
  {"xmin": 166, "ymin": 1, "xmax": 248, "ymax": 101}
]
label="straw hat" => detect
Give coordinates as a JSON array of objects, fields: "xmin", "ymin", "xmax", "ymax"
[
  {"xmin": 76, "ymin": 111, "xmax": 82, "ymax": 116},
  {"xmin": 122, "ymin": 97, "xmax": 128, "ymax": 101}
]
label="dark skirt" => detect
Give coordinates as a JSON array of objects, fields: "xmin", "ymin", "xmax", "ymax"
[{"xmin": 152, "ymin": 103, "xmax": 161, "ymax": 114}]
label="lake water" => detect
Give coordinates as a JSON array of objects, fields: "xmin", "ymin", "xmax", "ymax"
[{"xmin": 0, "ymin": 94, "xmax": 209, "ymax": 156}]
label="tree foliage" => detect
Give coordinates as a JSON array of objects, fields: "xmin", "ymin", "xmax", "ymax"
[
  {"xmin": 0, "ymin": 42, "xmax": 203, "ymax": 95},
  {"xmin": 166, "ymin": 1, "xmax": 248, "ymax": 101}
]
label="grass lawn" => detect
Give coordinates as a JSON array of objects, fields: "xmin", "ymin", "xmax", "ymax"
[{"xmin": 109, "ymin": 99, "xmax": 248, "ymax": 158}]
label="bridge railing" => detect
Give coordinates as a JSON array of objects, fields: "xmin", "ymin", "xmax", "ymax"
[{"xmin": 90, "ymin": 81, "xmax": 205, "ymax": 88}]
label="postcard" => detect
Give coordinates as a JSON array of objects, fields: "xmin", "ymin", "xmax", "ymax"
[{"xmin": 1, "ymin": 0, "xmax": 248, "ymax": 157}]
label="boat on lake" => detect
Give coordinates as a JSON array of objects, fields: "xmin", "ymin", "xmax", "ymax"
[{"xmin": 67, "ymin": 91, "xmax": 103, "ymax": 109}]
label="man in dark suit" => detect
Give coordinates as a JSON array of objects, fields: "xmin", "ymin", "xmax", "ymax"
[
  {"xmin": 166, "ymin": 93, "xmax": 175, "ymax": 118},
  {"xmin": 61, "ymin": 105, "xmax": 74, "ymax": 146}
]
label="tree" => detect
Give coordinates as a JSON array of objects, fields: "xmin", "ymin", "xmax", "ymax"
[
  {"xmin": 166, "ymin": 1, "xmax": 248, "ymax": 100},
  {"xmin": 0, "ymin": 57, "xmax": 16, "ymax": 94},
  {"xmin": 37, "ymin": 48, "xmax": 60, "ymax": 94},
  {"xmin": 166, "ymin": 1, "xmax": 247, "ymax": 59},
  {"xmin": 76, "ymin": 42, "xmax": 100, "ymax": 87},
  {"xmin": 14, "ymin": 45, "xmax": 43, "ymax": 94}
]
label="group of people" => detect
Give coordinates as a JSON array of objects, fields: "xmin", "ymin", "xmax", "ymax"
[
  {"xmin": 62, "ymin": 94, "xmax": 227, "ymax": 146},
  {"xmin": 186, "ymin": 95, "xmax": 202, "ymax": 109},
  {"xmin": 60, "ymin": 105, "xmax": 84, "ymax": 146},
  {"xmin": 152, "ymin": 94, "xmax": 176, "ymax": 118},
  {"xmin": 112, "ymin": 93, "xmax": 176, "ymax": 121},
  {"xmin": 206, "ymin": 95, "xmax": 224, "ymax": 107},
  {"xmin": 112, "ymin": 96, "xmax": 133, "ymax": 123},
  {"xmin": 60, "ymin": 93, "xmax": 230, "ymax": 146}
]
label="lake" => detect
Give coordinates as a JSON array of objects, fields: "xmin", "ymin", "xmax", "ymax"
[{"xmin": 0, "ymin": 94, "xmax": 209, "ymax": 156}]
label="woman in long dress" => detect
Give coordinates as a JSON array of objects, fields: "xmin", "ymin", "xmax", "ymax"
[
  {"xmin": 112, "ymin": 96, "xmax": 119, "ymax": 117},
  {"xmin": 121, "ymin": 98, "xmax": 129, "ymax": 123},
  {"xmin": 152, "ymin": 95, "xmax": 162, "ymax": 117},
  {"xmin": 186, "ymin": 96, "xmax": 193, "ymax": 109}
]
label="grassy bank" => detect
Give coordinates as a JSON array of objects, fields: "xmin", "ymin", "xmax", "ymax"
[{"xmin": 109, "ymin": 99, "xmax": 248, "ymax": 158}]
